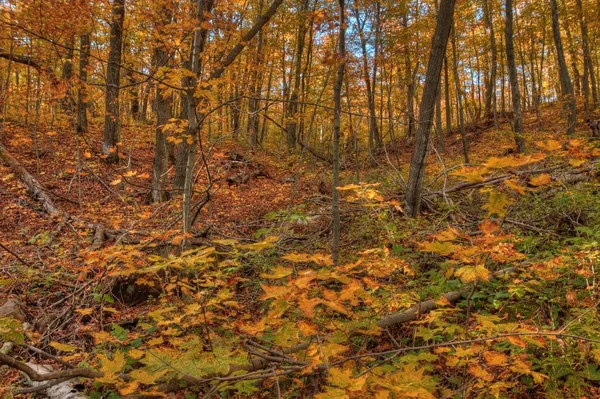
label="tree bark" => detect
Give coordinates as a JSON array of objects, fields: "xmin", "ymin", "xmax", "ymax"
[
  {"xmin": 405, "ymin": 0, "xmax": 456, "ymax": 218},
  {"xmin": 151, "ymin": 7, "xmax": 173, "ymax": 203},
  {"xmin": 76, "ymin": 34, "xmax": 90, "ymax": 134},
  {"xmin": 102, "ymin": 0, "xmax": 126, "ymax": 163},
  {"xmin": 332, "ymin": 0, "xmax": 346, "ymax": 265},
  {"xmin": 286, "ymin": 0, "xmax": 310, "ymax": 152},
  {"xmin": 505, "ymin": 0, "xmax": 526, "ymax": 152},
  {"xmin": 550, "ymin": 0, "xmax": 577, "ymax": 135},
  {"xmin": 451, "ymin": 25, "xmax": 469, "ymax": 163},
  {"xmin": 248, "ymin": 0, "xmax": 266, "ymax": 148},
  {"xmin": 576, "ymin": 0, "xmax": 598, "ymax": 112}
]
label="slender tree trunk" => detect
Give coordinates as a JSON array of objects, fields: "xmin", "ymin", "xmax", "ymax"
[
  {"xmin": 405, "ymin": 0, "xmax": 456, "ymax": 218},
  {"xmin": 248, "ymin": 0, "xmax": 265, "ymax": 148},
  {"xmin": 444, "ymin": 56, "xmax": 452, "ymax": 132},
  {"xmin": 505, "ymin": 0, "xmax": 526, "ymax": 152},
  {"xmin": 62, "ymin": 35, "xmax": 75, "ymax": 110},
  {"xmin": 353, "ymin": 4, "xmax": 381, "ymax": 152},
  {"xmin": 564, "ymin": 23, "xmax": 581, "ymax": 96},
  {"xmin": 103, "ymin": 0, "xmax": 126, "ymax": 163},
  {"xmin": 435, "ymin": 73, "xmax": 444, "ymax": 152},
  {"xmin": 332, "ymin": 0, "xmax": 346, "ymax": 265},
  {"xmin": 151, "ymin": 8, "xmax": 173, "ymax": 204},
  {"xmin": 403, "ymin": 12, "xmax": 416, "ymax": 140},
  {"xmin": 451, "ymin": 26, "xmax": 469, "ymax": 163},
  {"xmin": 286, "ymin": 0, "xmax": 310, "ymax": 151},
  {"xmin": 550, "ymin": 0, "xmax": 577, "ymax": 135},
  {"xmin": 576, "ymin": 0, "xmax": 598, "ymax": 112},
  {"xmin": 76, "ymin": 34, "xmax": 90, "ymax": 134},
  {"xmin": 182, "ymin": 0, "xmax": 214, "ymax": 238}
]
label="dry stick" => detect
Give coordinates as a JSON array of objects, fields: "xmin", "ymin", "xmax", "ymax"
[
  {"xmin": 24, "ymin": 344, "xmax": 75, "ymax": 369},
  {"xmin": 0, "ymin": 352, "xmax": 101, "ymax": 381},
  {"xmin": 14, "ymin": 376, "xmax": 74, "ymax": 394},
  {"xmin": 0, "ymin": 142, "xmax": 63, "ymax": 218},
  {"xmin": 0, "ymin": 242, "xmax": 33, "ymax": 267}
]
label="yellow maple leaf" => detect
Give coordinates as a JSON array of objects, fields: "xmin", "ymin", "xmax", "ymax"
[
  {"xmin": 96, "ymin": 351, "xmax": 126, "ymax": 384},
  {"xmin": 299, "ymin": 295, "xmax": 322, "ymax": 318},
  {"xmin": 529, "ymin": 174, "xmax": 552, "ymax": 187},
  {"xmin": 482, "ymin": 189, "xmax": 513, "ymax": 217},
  {"xmin": 127, "ymin": 348, "xmax": 145, "ymax": 360},
  {"xmin": 119, "ymin": 381, "xmax": 139, "ymax": 395},
  {"xmin": 450, "ymin": 167, "xmax": 486, "ymax": 183},
  {"xmin": 483, "ymin": 351, "xmax": 509, "ymax": 366},
  {"xmin": 468, "ymin": 363, "xmax": 494, "ymax": 382},
  {"xmin": 455, "ymin": 264, "xmax": 490, "ymax": 283},
  {"xmin": 50, "ymin": 341, "xmax": 78, "ymax": 352},
  {"xmin": 328, "ymin": 367, "xmax": 367, "ymax": 391},
  {"xmin": 260, "ymin": 265, "xmax": 293, "ymax": 279},
  {"xmin": 535, "ymin": 139, "xmax": 563, "ymax": 152},
  {"xmin": 504, "ymin": 179, "xmax": 527, "ymax": 195},
  {"xmin": 419, "ymin": 241, "xmax": 459, "ymax": 256},
  {"xmin": 129, "ymin": 369, "xmax": 167, "ymax": 385}
]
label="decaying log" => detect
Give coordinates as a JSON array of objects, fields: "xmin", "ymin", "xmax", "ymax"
[
  {"xmin": 0, "ymin": 142, "xmax": 63, "ymax": 218},
  {"xmin": 0, "ymin": 142, "xmax": 124, "ymax": 248},
  {"xmin": 426, "ymin": 162, "xmax": 595, "ymax": 198},
  {"xmin": 20, "ymin": 363, "xmax": 88, "ymax": 399},
  {"xmin": 377, "ymin": 266, "xmax": 518, "ymax": 329}
]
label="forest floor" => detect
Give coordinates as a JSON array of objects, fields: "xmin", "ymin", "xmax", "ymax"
[{"xmin": 1, "ymin": 102, "xmax": 600, "ymax": 397}]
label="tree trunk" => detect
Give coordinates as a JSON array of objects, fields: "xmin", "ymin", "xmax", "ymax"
[
  {"xmin": 444, "ymin": 56, "xmax": 452, "ymax": 132},
  {"xmin": 248, "ymin": 0, "xmax": 265, "ymax": 148},
  {"xmin": 332, "ymin": 0, "xmax": 346, "ymax": 265},
  {"xmin": 103, "ymin": 0, "xmax": 125, "ymax": 163},
  {"xmin": 354, "ymin": 5, "xmax": 381, "ymax": 152},
  {"xmin": 405, "ymin": 0, "xmax": 456, "ymax": 218},
  {"xmin": 151, "ymin": 8, "xmax": 173, "ymax": 204},
  {"xmin": 76, "ymin": 34, "xmax": 90, "ymax": 134},
  {"xmin": 505, "ymin": 0, "xmax": 526, "ymax": 152},
  {"xmin": 403, "ymin": 12, "xmax": 416, "ymax": 140},
  {"xmin": 286, "ymin": 0, "xmax": 310, "ymax": 152},
  {"xmin": 550, "ymin": 0, "xmax": 577, "ymax": 135},
  {"xmin": 451, "ymin": 25, "xmax": 469, "ymax": 163},
  {"xmin": 576, "ymin": 0, "xmax": 598, "ymax": 112},
  {"xmin": 564, "ymin": 22, "xmax": 581, "ymax": 96}
]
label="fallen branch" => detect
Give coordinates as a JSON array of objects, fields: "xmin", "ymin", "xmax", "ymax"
[
  {"xmin": 0, "ymin": 142, "xmax": 63, "ymax": 218},
  {"xmin": 0, "ymin": 352, "xmax": 101, "ymax": 381},
  {"xmin": 0, "ymin": 142, "xmax": 135, "ymax": 247},
  {"xmin": 424, "ymin": 162, "xmax": 593, "ymax": 197},
  {"xmin": 377, "ymin": 266, "xmax": 518, "ymax": 329}
]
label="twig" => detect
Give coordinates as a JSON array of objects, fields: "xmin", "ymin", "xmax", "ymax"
[
  {"xmin": 0, "ymin": 242, "xmax": 32, "ymax": 267},
  {"xmin": 24, "ymin": 344, "xmax": 75, "ymax": 369}
]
